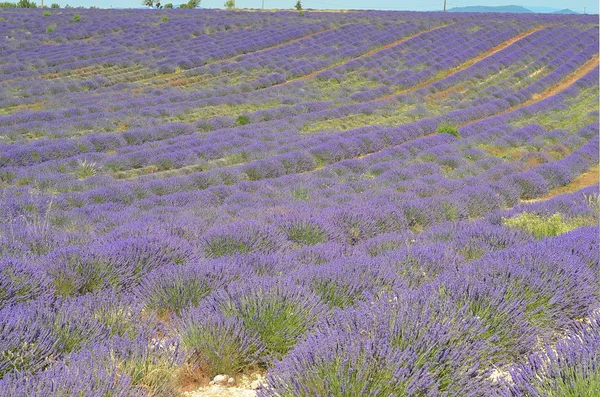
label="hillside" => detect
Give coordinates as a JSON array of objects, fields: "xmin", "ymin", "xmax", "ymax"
[
  {"xmin": 447, "ymin": 5, "xmax": 533, "ymax": 13},
  {"xmin": 0, "ymin": 9, "xmax": 598, "ymax": 397}
]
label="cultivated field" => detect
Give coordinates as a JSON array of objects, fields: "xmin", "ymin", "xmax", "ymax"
[{"xmin": 0, "ymin": 8, "xmax": 599, "ymax": 396}]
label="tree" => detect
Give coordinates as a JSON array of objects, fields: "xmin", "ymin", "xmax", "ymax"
[
  {"xmin": 179, "ymin": 0, "xmax": 199, "ymax": 7},
  {"xmin": 17, "ymin": 0, "xmax": 36, "ymax": 7},
  {"xmin": 142, "ymin": 0, "xmax": 164, "ymax": 8},
  {"xmin": 294, "ymin": 0, "xmax": 301, "ymax": 10},
  {"xmin": 50, "ymin": 2, "xmax": 59, "ymax": 6},
  {"xmin": 224, "ymin": 0, "xmax": 233, "ymax": 8},
  {"xmin": 164, "ymin": 2, "xmax": 173, "ymax": 7}
]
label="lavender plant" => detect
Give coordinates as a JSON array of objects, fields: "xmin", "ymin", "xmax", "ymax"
[{"xmin": 0, "ymin": 8, "xmax": 597, "ymax": 395}]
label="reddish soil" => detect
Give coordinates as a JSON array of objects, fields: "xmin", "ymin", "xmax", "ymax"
[{"xmin": 523, "ymin": 165, "xmax": 599, "ymax": 203}]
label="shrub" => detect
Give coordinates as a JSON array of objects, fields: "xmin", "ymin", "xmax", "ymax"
[
  {"xmin": 508, "ymin": 313, "xmax": 600, "ymax": 396},
  {"xmin": 44, "ymin": 247, "xmax": 125, "ymax": 297},
  {"xmin": 279, "ymin": 218, "xmax": 329, "ymax": 246},
  {"xmin": 0, "ymin": 304, "xmax": 61, "ymax": 378},
  {"xmin": 208, "ymin": 277, "xmax": 327, "ymax": 362},
  {"xmin": 135, "ymin": 264, "xmax": 221, "ymax": 317},
  {"xmin": 160, "ymin": 15, "xmax": 168, "ymax": 22},
  {"xmin": 42, "ymin": 10, "xmax": 50, "ymax": 15},
  {"xmin": 263, "ymin": 289, "xmax": 493, "ymax": 396},
  {"xmin": 178, "ymin": 307, "xmax": 264, "ymax": 377},
  {"xmin": 72, "ymin": 13, "xmax": 80, "ymax": 22},
  {"xmin": 437, "ymin": 124, "xmax": 461, "ymax": 139},
  {"xmin": 51, "ymin": 2, "xmax": 59, "ymax": 6},
  {"xmin": 201, "ymin": 222, "xmax": 287, "ymax": 258},
  {"xmin": 293, "ymin": 258, "xmax": 397, "ymax": 309},
  {"xmin": 46, "ymin": 24, "xmax": 55, "ymax": 33},
  {"xmin": 291, "ymin": 186, "xmax": 310, "ymax": 201},
  {"xmin": 0, "ymin": 259, "xmax": 49, "ymax": 309},
  {"xmin": 74, "ymin": 158, "xmax": 98, "ymax": 179},
  {"xmin": 236, "ymin": 115, "xmax": 250, "ymax": 126}
]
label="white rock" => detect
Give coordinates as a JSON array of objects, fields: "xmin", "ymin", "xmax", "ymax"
[
  {"xmin": 212, "ymin": 374, "xmax": 229, "ymax": 385},
  {"xmin": 250, "ymin": 380, "xmax": 262, "ymax": 389},
  {"xmin": 227, "ymin": 377, "xmax": 235, "ymax": 386}
]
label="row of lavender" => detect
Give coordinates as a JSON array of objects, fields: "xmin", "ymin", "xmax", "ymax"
[
  {"xmin": 0, "ymin": 12, "xmax": 596, "ymax": 143},
  {"xmin": 1, "ymin": 9, "xmax": 599, "ymax": 397}
]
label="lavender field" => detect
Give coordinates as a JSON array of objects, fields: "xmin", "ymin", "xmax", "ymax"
[{"xmin": 0, "ymin": 8, "xmax": 599, "ymax": 396}]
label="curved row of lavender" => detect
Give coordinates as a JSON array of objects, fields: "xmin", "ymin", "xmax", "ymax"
[{"xmin": 0, "ymin": 8, "xmax": 598, "ymax": 396}]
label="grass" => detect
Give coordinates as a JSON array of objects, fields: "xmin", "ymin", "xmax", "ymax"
[
  {"xmin": 503, "ymin": 212, "xmax": 596, "ymax": 239},
  {"xmin": 512, "ymin": 86, "xmax": 599, "ymax": 132}
]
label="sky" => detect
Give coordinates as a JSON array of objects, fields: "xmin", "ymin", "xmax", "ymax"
[{"xmin": 57, "ymin": 0, "xmax": 599, "ymax": 15}]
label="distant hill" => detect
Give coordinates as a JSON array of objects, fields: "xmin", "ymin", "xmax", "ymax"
[
  {"xmin": 447, "ymin": 5, "xmax": 533, "ymax": 13},
  {"xmin": 552, "ymin": 9, "xmax": 578, "ymax": 14}
]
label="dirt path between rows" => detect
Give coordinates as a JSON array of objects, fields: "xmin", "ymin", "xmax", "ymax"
[
  {"xmin": 305, "ymin": 52, "xmax": 599, "ymax": 172},
  {"xmin": 273, "ymin": 24, "xmax": 451, "ymax": 87},
  {"xmin": 528, "ymin": 55, "xmax": 600, "ymax": 102},
  {"xmin": 521, "ymin": 165, "xmax": 599, "ymax": 203},
  {"xmin": 461, "ymin": 54, "xmax": 600, "ymax": 127},
  {"xmin": 375, "ymin": 25, "xmax": 552, "ymax": 102},
  {"xmin": 137, "ymin": 25, "xmax": 347, "ymax": 86}
]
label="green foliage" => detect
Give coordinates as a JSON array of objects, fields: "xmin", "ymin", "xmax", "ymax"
[
  {"xmin": 50, "ymin": 258, "xmax": 121, "ymax": 298},
  {"xmin": 51, "ymin": 2, "xmax": 59, "ymax": 6},
  {"xmin": 282, "ymin": 221, "xmax": 328, "ymax": 246},
  {"xmin": 0, "ymin": 2, "xmax": 18, "ymax": 8},
  {"xmin": 164, "ymin": 2, "xmax": 172, "ymax": 7},
  {"xmin": 74, "ymin": 158, "xmax": 98, "ymax": 179},
  {"xmin": 503, "ymin": 212, "xmax": 593, "ymax": 239},
  {"xmin": 291, "ymin": 186, "xmax": 310, "ymax": 201},
  {"xmin": 160, "ymin": 15, "xmax": 169, "ymax": 22},
  {"xmin": 72, "ymin": 13, "xmax": 81, "ymax": 22},
  {"xmin": 179, "ymin": 0, "xmax": 199, "ymax": 7},
  {"xmin": 436, "ymin": 124, "xmax": 461, "ymax": 139},
  {"xmin": 17, "ymin": 0, "xmax": 36, "ymax": 7},
  {"xmin": 223, "ymin": 295, "xmax": 319, "ymax": 360},
  {"xmin": 236, "ymin": 115, "xmax": 250, "ymax": 126},
  {"xmin": 311, "ymin": 280, "xmax": 358, "ymax": 308},
  {"xmin": 116, "ymin": 342, "xmax": 180, "ymax": 397},
  {"xmin": 294, "ymin": 0, "xmax": 301, "ymax": 9},
  {"xmin": 46, "ymin": 24, "xmax": 56, "ymax": 33},
  {"xmin": 224, "ymin": 0, "xmax": 234, "ymax": 8},
  {"xmin": 203, "ymin": 236, "xmax": 251, "ymax": 258},
  {"xmin": 42, "ymin": 10, "xmax": 51, "ymax": 15},
  {"xmin": 0, "ymin": 170, "xmax": 16, "ymax": 184},
  {"xmin": 529, "ymin": 363, "xmax": 600, "ymax": 397},
  {"xmin": 143, "ymin": 0, "xmax": 169, "ymax": 7},
  {"xmin": 181, "ymin": 319, "xmax": 260, "ymax": 377},
  {"xmin": 146, "ymin": 280, "xmax": 212, "ymax": 317}
]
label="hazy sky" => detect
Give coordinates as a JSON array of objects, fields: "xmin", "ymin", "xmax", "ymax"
[{"xmin": 59, "ymin": 0, "xmax": 599, "ymax": 15}]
